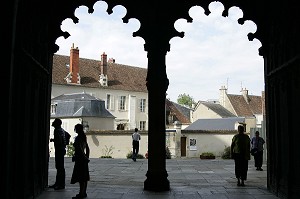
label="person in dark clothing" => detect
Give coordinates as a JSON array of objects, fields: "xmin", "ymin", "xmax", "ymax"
[
  {"xmin": 71, "ymin": 124, "xmax": 90, "ymax": 199},
  {"xmin": 49, "ymin": 118, "xmax": 66, "ymax": 190},
  {"xmin": 251, "ymin": 131, "xmax": 265, "ymax": 171},
  {"xmin": 231, "ymin": 125, "xmax": 251, "ymax": 187},
  {"xmin": 132, "ymin": 128, "xmax": 141, "ymax": 161}
]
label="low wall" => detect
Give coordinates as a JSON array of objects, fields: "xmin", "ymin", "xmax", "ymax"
[
  {"xmin": 50, "ymin": 129, "xmax": 244, "ymax": 159},
  {"xmin": 86, "ymin": 130, "xmax": 148, "ymax": 159}
]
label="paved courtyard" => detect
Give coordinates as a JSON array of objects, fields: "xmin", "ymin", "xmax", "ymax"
[{"xmin": 37, "ymin": 157, "xmax": 280, "ymax": 199}]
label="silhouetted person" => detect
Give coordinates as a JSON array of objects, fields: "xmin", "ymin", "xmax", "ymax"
[
  {"xmin": 71, "ymin": 124, "xmax": 90, "ymax": 199},
  {"xmin": 49, "ymin": 118, "xmax": 66, "ymax": 190},
  {"xmin": 251, "ymin": 131, "xmax": 265, "ymax": 171},
  {"xmin": 231, "ymin": 125, "xmax": 250, "ymax": 186},
  {"xmin": 132, "ymin": 128, "xmax": 141, "ymax": 161}
]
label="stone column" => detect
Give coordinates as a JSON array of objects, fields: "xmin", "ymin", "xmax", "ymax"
[
  {"xmin": 174, "ymin": 121, "xmax": 182, "ymax": 158},
  {"xmin": 144, "ymin": 45, "xmax": 170, "ymax": 191}
]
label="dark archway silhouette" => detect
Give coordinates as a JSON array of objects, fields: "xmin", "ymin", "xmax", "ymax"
[{"xmin": 6, "ymin": 0, "xmax": 300, "ymax": 198}]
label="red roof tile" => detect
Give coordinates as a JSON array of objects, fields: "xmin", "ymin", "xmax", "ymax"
[
  {"xmin": 52, "ymin": 54, "xmax": 148, "ymax": 92},
  {"xmin": 227, "ymin": 94, "xmax": 263, "ymax": 117}
]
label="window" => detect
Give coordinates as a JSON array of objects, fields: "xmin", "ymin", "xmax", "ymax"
[
  {"xmin": 119, "ymin": 96, "xmax": 126, "ymax": 110},
  {"xmin": 117, "ymin": 123, "xmax": 125, "ymax": 130},
  {"xmin": 50, "ymin": 104, "xmax": 57, "ymax": 115},
  {"xmin": 140, "ymin": 121, "xmax": 146, "ymax": 130},
  {"xmin": 140, "ymin": 99, "xmax": 146, "ymax": 112},
  {"xmin": 106, "ymin": 94, "xmax": 114, "ymax": 110}
]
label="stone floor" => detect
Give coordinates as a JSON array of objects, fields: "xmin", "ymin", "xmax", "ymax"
[{"xmin": 37, "ymin": 157, "xmax": 280, "ymax": 199}]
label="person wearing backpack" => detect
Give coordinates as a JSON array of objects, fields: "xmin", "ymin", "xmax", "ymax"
[{"xmin": 49, "ymin": 118, "xmax": 67, "ymax": 190}]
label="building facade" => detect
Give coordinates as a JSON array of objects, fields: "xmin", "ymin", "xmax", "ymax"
[{"xmin": 52, "ymin": 44, "xmax": 149, "ymax": 131}]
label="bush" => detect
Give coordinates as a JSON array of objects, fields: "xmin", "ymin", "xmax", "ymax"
[
  {"xmin": 201, "ymin": 152, "xmax": 215, "ymax": 156},
  {"xmin": 100, "ymin": 155, "xmax": 112, "ymax": 158},
  {"xmin": 166, "ymin": 146, "xmax": 171, "ymax": 159},
  {"xmin": 100, "ymin": 145, "xmax": 114, "ymax": 158},
  {"xmin": 126, "ymin": 151, "xmax": 144, "ymax": 159},
  {"xmin": 200, "ymin": 152, "xmax": 215, "ymax": 159},
  {"xmin": 66, "ymin": 142, "xmax": 75, "ymax": 157},
  {"xmin": 221, "ymin": 146, "xmax": 231, "ymax": 159},
  {"xmin": 140, "ymin": 147, "xmax": 172, "ymax": 159}
]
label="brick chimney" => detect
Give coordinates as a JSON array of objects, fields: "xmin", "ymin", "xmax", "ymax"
[
  {"xmin": 108, "ymin": 58, "xmax": 115, "ymax": 63},
  {"xmin": 99, "ymin": 52, "xmax": 108, "ymax": 87},
  {"xmin": 69, "ymin": 44, "xmax": 80, "ymax": 84},
  {"xmin": 100, "ymin": 52, "xmax": 107, "ymax": 75}
]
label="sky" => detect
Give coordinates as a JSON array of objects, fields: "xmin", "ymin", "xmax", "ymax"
[{"xmin": 55, "ymin": 1, "xmax": 264, "ymax": 103}]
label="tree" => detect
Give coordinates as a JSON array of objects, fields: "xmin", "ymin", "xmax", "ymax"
[{"xmin": 177, "ymin": 93, "xmax": 195, "ymax": 108}]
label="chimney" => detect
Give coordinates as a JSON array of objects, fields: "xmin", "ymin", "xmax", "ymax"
[
  {"xmin": 108, "ymin": 58, "xmax": 115, "ymax": 63},
  {"xmin": 241, "ymin": 88, "xmax": 250, "ymax": 103},
  {"xmin": 69, "ymin": 43, "xmax": 80, "ymax": 84},
  {"xmin": 219, "ymin": 85, "xmax": 227, "ymax": 107},
  {"xmin": 100, "ymin": 52, "xmax": 107, "ymax": 75},
  {"xmin": 99, "ymin": 52, "xmax": 108, "ymax": 87}
]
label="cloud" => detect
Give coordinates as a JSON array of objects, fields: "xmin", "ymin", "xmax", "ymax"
[{"xmin": 56, "ymin": 2, "xmax": 264, "ymax": 102}]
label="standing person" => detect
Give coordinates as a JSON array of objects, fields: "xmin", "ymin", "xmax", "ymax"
[
  {"xmin": 49, "ymin": 118, "xmax": 66, "ymax": 190},
  {"xmin": 132, "ymin": 128, "xmax": 141, "ymax": 162},
  {"xmin": 71, "ymin": 124, "xmax": 90, "ymax": 199},
  {"xmin": 231, "ymin": 125, "xmax": 251, "ymax": 187},
  {"xmin": 251, "ymin": 131, "xmax": 265, "ymax": 171}
]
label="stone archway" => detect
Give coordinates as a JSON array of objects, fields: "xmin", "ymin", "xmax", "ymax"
[{"xmin": 6, "ymin": 0, "xmax": 300, "ymax": 198}]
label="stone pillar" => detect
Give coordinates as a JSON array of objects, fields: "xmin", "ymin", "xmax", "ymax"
[
  {"xmin": 174, "ymin": 121, "xmax": 182, "ymax": 158},
  {"xmin": 144, "ymin": 45, "xmax": 170, "ymax": 191}
]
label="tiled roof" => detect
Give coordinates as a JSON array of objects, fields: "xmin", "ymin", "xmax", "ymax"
[
  {"xmin": 52, "ymin": 54, "xmax": 148, "ymax": 92},
  {"xmin": 227, "ymin": 94, "xmax": 262, "ymax": 117},
  {"xmin": 166, "ymin": 99, "xmax": 191, "ymax": 124},
  {"xmin": 200, "ymin": 101, "xmax": 236, "ymax": 118}
]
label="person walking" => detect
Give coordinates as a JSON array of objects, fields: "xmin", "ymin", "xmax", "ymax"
[
  {"xmin": 71, "ymin": 123, "xmax": 90, "ymax": 199},
  {"xmin": 251, "ymin": 131, "xmax": 265, "ymax": 171},
  {"xmin": 231, "ymin": 125, "xmax": 251, "ymax": 187},
  {"xmin": 49, "ymin": 118, "xmax": 67, "ymax": 190},
  {"xmin": 132, "ymin": 128, "xmax": 141, "ymax": 162}
]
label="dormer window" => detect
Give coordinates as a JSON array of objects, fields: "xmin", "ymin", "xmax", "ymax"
[{"xmin": 50, "ymin": 103, "xmax": 57, "ymax": 115}]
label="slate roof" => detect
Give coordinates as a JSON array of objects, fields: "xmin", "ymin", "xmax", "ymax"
[
  {"xmin": 199, "ymin": 101, "xmax": 236, "ymax": 118},
  {"xmin": 227, "ymin": 94, "xmax": 262, "ymax": 117},
  {"xmin": 185, "ymin": 117, "xmax": 245, "ymax": 131},
  {"xmin": 52, "ymin": 54, "xmax": 148, "ymax": 92},
  {"xmin": 51, "ymin": 92, "xmax": 115, "ymax": 118}
]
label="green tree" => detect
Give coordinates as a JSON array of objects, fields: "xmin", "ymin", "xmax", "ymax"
[{"xmin": 177, "ymin": 93, "xmax": 195, "ymax": 108}]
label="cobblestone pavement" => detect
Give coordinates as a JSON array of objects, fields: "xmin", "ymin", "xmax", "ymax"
[{"xmin": 37, "ymin": 157, "xmax": 280, "ymax": 199}]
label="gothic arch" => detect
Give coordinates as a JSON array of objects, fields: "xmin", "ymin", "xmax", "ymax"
[{"xmin": 7, "ymin": 0, "xmax": 300, "ymax": 198}]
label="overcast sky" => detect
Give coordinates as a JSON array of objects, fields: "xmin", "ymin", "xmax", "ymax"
[{"xmin": 55, "ymin": 1, "xmax": 264, "ymax": 102}]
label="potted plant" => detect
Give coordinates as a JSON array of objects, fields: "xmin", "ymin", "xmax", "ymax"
[{"xmin": 200, "ymin": 152, "xmax": 215, "ymax": 159}]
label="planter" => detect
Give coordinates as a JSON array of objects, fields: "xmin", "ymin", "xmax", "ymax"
[{"xmin": 200, "ymin": 155, "xmax": 215, "ymax": 159}]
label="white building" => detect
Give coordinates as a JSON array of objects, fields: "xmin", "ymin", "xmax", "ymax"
[
  {"xmin": 51, "ymin": 44, "xmax": 192, "ymax": 158},
  {"xmin": 52, "ymin": 44, "xmax": 149, "ymax": 131}
]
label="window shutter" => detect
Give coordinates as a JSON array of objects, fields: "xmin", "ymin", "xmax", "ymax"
[{"xmin": 111, "ymin": 95, "xmax": 115, "ymax": 110}]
